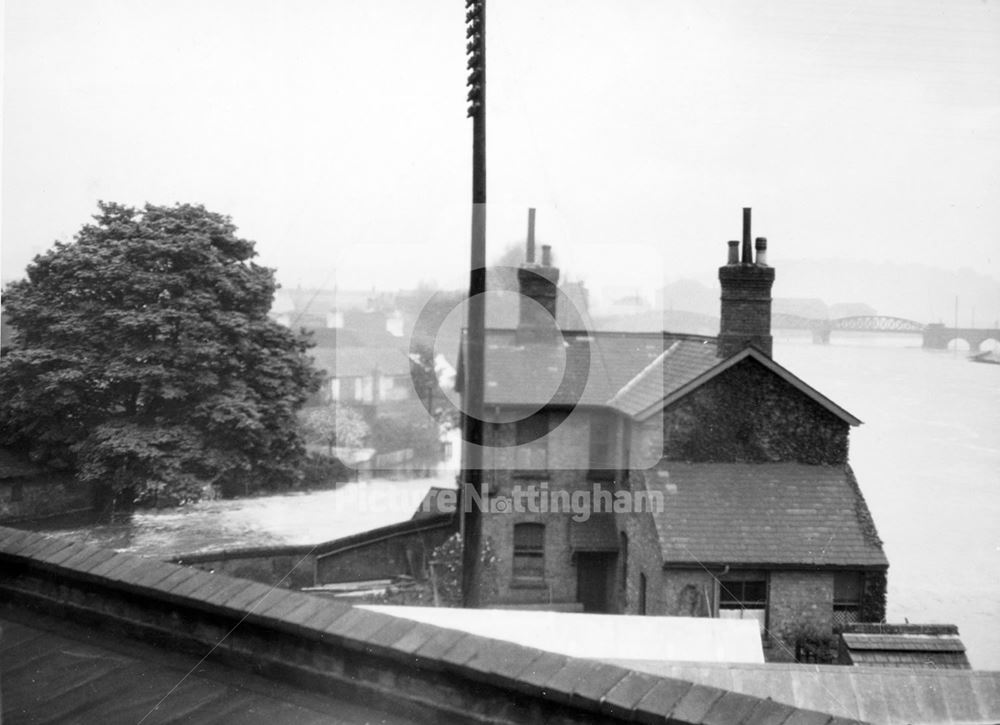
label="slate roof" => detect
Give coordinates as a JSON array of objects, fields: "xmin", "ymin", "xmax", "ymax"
[
  {"xmin": 646, "ymin": 463, "xmax": 888, "ymax": 567},
  {"xmin": 609, "ymin": 340, "xmax": 719, "ymax": 416},
  {"xmin": 458, "ymin": 330, "xmax": 718, "ymax": 410}
]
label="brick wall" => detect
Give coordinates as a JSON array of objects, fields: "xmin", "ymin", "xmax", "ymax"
[
  {"xmin": 480, "ymin": 410, "xmax": 617, "ymax": 608},
  {"xmin": 661, "ymin": 358, "xmax": 849, "ymax": 464},
  {"xmin": 767, "ymin": 570, "xmax": 834, "ymax": 654},
  {"xmin": 718, "ymin": 263, "xmax": 775, "ymax": 359},
  {"xmin": 619, "ymin": 472, "xmax": 668, "ymax": 615},
  {"xmin": 661, "ymin": 570, "xmax": 716, "ymax": 618}
]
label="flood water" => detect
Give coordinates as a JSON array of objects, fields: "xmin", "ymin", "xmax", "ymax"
[
  {"xmin": 775, "ymin": 334, "xmax": 999, "ymax": 670},
  {"xmin": 31, "ymin": 336, "xmax": 1000, "ymax": 668}
]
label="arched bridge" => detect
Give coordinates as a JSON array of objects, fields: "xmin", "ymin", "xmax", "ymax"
[{"xmin": 771, "ymin": 314, "xmax": 1000, "ymax": 351}]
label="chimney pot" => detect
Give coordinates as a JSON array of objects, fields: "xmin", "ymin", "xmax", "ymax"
[
  {"xmin": 541, "ymin": 244, "xmax": 552, "ymax": 267},
  {"xmin": 727, "ymin": 240, "xmax": 740, "ymax": 265},
  {"xmin": 526, "ymin": 208, "xmax": 536, "ymax": 263},
  {"xmin": 742, "ymin": 208, "xmax": 752, "ymax": 263},
  {"xmin": 755, "ymin": 237, "xmax": 768, "ymax": 266}
]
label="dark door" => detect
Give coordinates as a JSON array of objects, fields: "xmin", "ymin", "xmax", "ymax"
[{"xmin": 576, "ymin": 553, "xmax": 615, "ymax": 613}]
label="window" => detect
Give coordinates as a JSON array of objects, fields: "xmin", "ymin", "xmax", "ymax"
[
  {"xmin": 833, "ymin": 572, "xmax": 863, "ymax": 629},
  {"xmin": 718, "ymin": 572, "xmax": 768, "ymax": 634},
  {"xmin": 515, "ymin": 413, "xmax": 549, "ymax": 471},
  {"xmin": 638, "ymin": 572, "xmax": 647, "ymax": 615},
  {"xmin": 589, "ymin": 413, "xmax": 617, "ymax": 478},
  {"xmin": 513, "ymin": 523, "xmax": 545, "ymax": 580}
]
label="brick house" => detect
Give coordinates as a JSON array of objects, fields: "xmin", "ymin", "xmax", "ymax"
[{"xmin": 456, "ymin": 209, "xmax": 888, "ymax": 655}]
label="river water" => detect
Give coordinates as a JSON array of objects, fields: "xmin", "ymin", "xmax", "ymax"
[{"xmin": 32, "ymin": 336, "xmax": 1000, "ymax": 668}]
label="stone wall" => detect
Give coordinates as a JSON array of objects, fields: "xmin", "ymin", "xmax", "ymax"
[{"xmin": 661, "ymin": 358, "xmax": 849, "ymax": 464}]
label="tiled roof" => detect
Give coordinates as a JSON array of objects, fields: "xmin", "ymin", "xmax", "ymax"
[{"xmin": 646, "ymin": 463, "xmax": 888, "ymax": 567}]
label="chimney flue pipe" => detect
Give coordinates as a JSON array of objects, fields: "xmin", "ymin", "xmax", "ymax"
[
  {"xmin": 541, "ymin": 244, "xmax": 552, "ymax": 266},
  {"xmin": 526, "ymin": 208, "xmax": 536, "ymax": 263},
  {"xmin": 741, "ymin": 207, "xmax": 752, "ymax": 264},
  {"xmin": 727, "ymin": 240, "xmax": 739, "ymax": 265},
  {"xmin": 755, "ymin": 237, "xmax": 768, "ymax": 266}
]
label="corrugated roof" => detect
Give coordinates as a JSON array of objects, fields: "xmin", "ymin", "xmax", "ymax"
[{"xmin": 647, "ymin": 463, "xmax": 888, "ymax": 567}]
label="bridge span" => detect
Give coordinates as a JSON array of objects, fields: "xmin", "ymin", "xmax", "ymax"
[{"xmin": 770, "ymin": 314, "xmax": 1000, "ymax": 351}]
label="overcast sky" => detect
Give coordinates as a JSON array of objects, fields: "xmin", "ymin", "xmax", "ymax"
[{"xmin": 2, "ymin": 0, "xmax": 998, "ymax": 302}]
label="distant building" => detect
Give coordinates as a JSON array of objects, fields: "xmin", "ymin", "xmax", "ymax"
[{"xmin": 456, "ymin": 210, "xmax": 888, "ymax": 658}]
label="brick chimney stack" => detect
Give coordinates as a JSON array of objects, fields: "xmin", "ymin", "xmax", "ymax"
[
  {"xmin": 717, "ymin": 207, "xmax": 775, "ymax": 358},
  {"xmin": 517, "ymin": 209, "xmax": 560, "ymax": 342}
]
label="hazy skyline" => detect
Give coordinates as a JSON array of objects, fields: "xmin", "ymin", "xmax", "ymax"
[{"xmin": 3, "ymin": 1, "xmax": 998, "ymax": 306}]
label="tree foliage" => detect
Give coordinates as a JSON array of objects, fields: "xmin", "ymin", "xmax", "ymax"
[
  {"xmin": 299, "ymin": 404, "xmax": 369, "ymax": 453},
  {"xmin": 0, "ymin": 202, "xmax": 321, "ymax": 507},
  {"xmin": 369, "ymin": 408, "xmax": 441, "ymax": 459}
]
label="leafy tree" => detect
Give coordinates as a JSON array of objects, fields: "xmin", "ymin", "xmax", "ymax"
[
  {"xmin": 0, "ymin": 201, "xmax": 321, "ymax": 509},
  {"xmin": 369, "ymin": 409, "xmax": 441, "ymax": 460},
  {"xmin": 299, "ymin": 404, "xmax": 369, "ymax": 454}
]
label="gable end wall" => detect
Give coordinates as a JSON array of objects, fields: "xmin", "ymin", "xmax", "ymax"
[{"xmin": 661, "ymin": 358, "xmax": 850, "ymax": 464}]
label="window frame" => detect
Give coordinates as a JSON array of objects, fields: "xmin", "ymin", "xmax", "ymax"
[
  {"xmin": 512, "ymin": 522, "xmax": 546, "ymax": 581},
  {"xmin": 716, "ymin": 571, "xmax": 769, "ymax": 635},
  {"xmin": 833, "ymin": 571, "xmax": 864, "ymax": 629}
]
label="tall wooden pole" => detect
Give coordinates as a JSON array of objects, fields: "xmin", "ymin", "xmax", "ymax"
[{"xmin": 461, "ymin": 0, "xmax": 486, "ymax": 608}]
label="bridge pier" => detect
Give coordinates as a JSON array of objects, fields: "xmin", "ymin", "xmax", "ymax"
[
  {"xmin": 922, "ymin": 323, "xmax": 1000, "ymax": 351},
  {"xmin": 812, "ymin": 327, "xmax": 831, "ymax": 344}
]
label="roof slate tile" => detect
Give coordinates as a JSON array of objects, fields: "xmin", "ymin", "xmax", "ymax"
[{"xmin": 649, "ymin": 463, "xmax": 887, "ymax": 567}]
